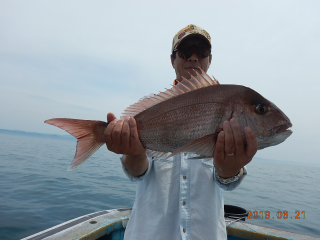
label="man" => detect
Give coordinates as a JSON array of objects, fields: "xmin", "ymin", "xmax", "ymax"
[{"xmin": 104, "ymin": 24, "xmax": 257, "ymax": 240}]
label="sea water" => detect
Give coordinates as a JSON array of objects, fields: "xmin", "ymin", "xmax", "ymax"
[{"xmin": 0, "ymin": 130, "xmax": 319, "ymax": 239}]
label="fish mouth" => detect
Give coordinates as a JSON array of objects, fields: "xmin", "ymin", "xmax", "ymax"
[{"xmin": 271, "ymin": 122, "xmax": 293, "ymax": 134}]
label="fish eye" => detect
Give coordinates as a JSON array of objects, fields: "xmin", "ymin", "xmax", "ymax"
[{"xmin": 255, "ymin": 104, "xmax": 268, "ymax": 115}]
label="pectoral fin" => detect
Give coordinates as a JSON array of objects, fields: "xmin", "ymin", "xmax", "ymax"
[{"xmin": 165, "ymin": 133, "xmax": 218, "ymax": 159}]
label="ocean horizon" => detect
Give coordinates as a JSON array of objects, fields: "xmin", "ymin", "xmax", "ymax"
[{"xmin": 1, "ymin": 128, "xmax": 318, "ymax": 167}]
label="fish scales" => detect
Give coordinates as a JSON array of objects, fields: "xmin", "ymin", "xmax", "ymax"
[{"xmin": 135, "ymin": 85, "xmax": 245, "ymax": 153}]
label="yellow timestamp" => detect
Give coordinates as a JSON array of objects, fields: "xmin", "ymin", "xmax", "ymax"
[{"xmin": 247, "ymin": 211, "xmax": 305, "ymax": 219}]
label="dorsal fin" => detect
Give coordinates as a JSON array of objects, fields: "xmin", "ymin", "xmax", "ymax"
[{"xmin": 121, "ymin": 69, "xmax": 219, "ymax": 118}]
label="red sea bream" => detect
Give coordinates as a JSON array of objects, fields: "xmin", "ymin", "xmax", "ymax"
[{"xmin": 45, "ymin": 70, "xmax": 292, "ymax": 170}]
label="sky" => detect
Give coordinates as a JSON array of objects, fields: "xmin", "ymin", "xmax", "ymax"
[{"xmin": 0, "ymin": 0, "xmax": 319, "ymax": 165}]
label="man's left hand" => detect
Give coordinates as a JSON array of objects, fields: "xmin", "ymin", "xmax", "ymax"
[{"xmin": 213, "ymin": 118, "xmax": 257, "ymax": 178}]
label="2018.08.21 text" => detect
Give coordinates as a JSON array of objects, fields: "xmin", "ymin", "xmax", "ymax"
[{"xmin": 247, "ymin": 211, "xmax": 305, "ymax": 219}]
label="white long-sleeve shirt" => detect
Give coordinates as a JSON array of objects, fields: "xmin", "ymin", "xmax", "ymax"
[{"xmin": 122, "ymin": 153, "xmax": 247, "ymax": 240}]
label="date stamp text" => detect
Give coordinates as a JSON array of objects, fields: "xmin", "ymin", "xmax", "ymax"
[{"xmin": 247, "ymin": 211, "xmax": 305, "ymax": 219}]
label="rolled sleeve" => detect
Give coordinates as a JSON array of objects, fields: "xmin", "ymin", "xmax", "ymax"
[
  {"xmin": 120, "ymin": 156, "xmax": 153, "ymax": 182},
  {"xmin": 214, "ymin": 166, "xmax": 248, "ymax": 191}
]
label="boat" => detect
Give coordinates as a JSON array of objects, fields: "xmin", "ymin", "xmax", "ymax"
[{"xmin": 22, "ymin": 206, "xmax": 320, "ymax": 240}]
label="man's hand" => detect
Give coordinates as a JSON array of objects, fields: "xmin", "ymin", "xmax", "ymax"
[
  {"xmin": 213, "ymin": 118, "xmax": 257, "ymax": 178},
  {"xmin": 104, "ymin": 112, "xmax": 148, "ymax": 177},
  {"xmin": 105, "ymin": 112, "xmax": 146, "ymax": 156}
]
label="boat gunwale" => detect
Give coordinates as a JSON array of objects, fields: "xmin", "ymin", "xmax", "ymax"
[{"xmin": 21, "ymin": 208, "xmax": 131, "ymax": 240}]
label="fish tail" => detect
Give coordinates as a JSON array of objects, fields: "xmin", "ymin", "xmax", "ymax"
[{"xmin": 44, "ymin": 118, "xmax": 109, "ymax": 170}]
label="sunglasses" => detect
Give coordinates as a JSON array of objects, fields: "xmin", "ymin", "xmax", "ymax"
[{"xmin": 174, "ymin": 45, "xmax": 211, "ymax": 59}]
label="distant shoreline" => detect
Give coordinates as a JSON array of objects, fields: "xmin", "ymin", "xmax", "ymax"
[
  {"xmin": 0, "ymin": 128, "xmax": 318, "ymax": 167},
  {"xmin": 0, "ymin": 128, "xmax": 75, "ymax": 141}
]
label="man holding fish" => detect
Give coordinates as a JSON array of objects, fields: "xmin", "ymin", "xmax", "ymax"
[
  {"xmin": 105, "ymin": 24, "xmax": 258, "ymax": 239},
  {"xmin": 46, "ymin": 23, "xmax": 292, "ymax": 239}
]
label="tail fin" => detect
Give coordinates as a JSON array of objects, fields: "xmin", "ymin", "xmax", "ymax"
[{"xmin": 44, "ymin": 118, "xmax": 109, "ymax": 170}]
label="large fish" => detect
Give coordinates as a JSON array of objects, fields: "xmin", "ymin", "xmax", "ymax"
[{"xmin": 45, "ymin": 70, "xmax": 292, "ymax": 170}]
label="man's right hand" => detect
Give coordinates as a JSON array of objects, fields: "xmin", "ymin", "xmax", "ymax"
[{"xmin": 104, "ymin": 112, "xmax": 148, "ymax": 177}]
